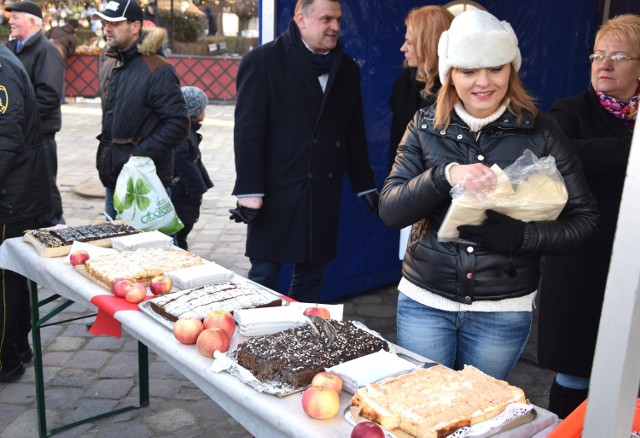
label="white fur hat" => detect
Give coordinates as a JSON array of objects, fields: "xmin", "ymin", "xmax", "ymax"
[{"xmin": 438, "ymin": 10, "xmax": 521, "ymax": 81}]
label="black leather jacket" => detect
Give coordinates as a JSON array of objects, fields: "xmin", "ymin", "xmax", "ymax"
[{"xmin": 379, "ymin": 106, "xmax": 599, "ymax": 304}]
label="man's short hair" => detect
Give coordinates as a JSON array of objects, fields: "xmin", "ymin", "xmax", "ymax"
[{"xmin": 295, "ymin": 0, "xmax": 339, "ymax": 15}]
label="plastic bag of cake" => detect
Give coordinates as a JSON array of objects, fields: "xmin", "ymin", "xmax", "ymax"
[
  {"xmin": 438, "ymin": 149, "xmax": 568, "ymax": 242},
  {"xmin": 113, "ymin": 157, "xmax": 184, "ymax": 235}
]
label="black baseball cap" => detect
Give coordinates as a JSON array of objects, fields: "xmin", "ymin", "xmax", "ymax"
[
  {"xmin": 5, "ymin": 1, "xmax": 43, "ymax": 19},
  {"xmin": 92, "ymin": 0, "xmax": 143, "ymax": 23}
]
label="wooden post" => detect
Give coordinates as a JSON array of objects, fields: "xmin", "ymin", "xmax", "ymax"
[{"xmin": 583, "ymin": 122, "xmax": 640, "ymax": 435}]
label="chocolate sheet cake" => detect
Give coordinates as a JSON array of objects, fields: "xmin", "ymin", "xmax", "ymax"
[
  {"xmin": 235, "ymin": 320, "xmax": 390, "ymax": 388},
  {"xmin": 29, "ymin": 222, "xmax": 140, "ymax": 247},
  {"xmin": 149, "ymin": 281, "xmax": 282, "ymax": 321}
]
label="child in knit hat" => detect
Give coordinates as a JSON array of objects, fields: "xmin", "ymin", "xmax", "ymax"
[{"xmin": 171, "ymin": 86, "xmax": 214, "ymax": 250}]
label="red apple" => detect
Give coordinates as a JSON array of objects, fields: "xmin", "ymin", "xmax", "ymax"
[
  {"xmin": 311, "ymin": 371, "xmax": 343, "ymax": 394},
  {"xmin": 111, "ymin": 278, "xmax": 132, "ymax": 298},
  {"xmin": 301, "ymin": 385, "xmax": 340, "ymax": 419},
  {"xmin": 196, "ymin": 327, "xmax": 230, "ymax": 357},
  {"xmin": 124, "ymin": 281, "xmax": 147, "ymax": 304},
  {"xmin": 303, "ymin": 306, "xmax": 331, "ymax": 320},
  {"xmin": 351, "ymin": 421, "xmax": 385, "ymax": 438},
  {"xmin": 149, "ymin": 275, "xmax": 173, "ymax": 295},
  {"xmin": 70, "ymin": 250, "xmax": 90, "ymax": 266},
  {"xmin": 173, "ymin": 317, "xmax": 204, "ymax": 344},
  {"xmin": 203, "ymin": 309, "xmax": 236, "ymax": 337}
]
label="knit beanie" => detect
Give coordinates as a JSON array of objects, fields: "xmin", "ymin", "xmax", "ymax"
[
  {"xmin": 438, "ymin": 10, "xmax": 521, "ymax": 81},
  {"xmin": 181, "ymin": 86, "xmax": 209, "ymax": 117}
]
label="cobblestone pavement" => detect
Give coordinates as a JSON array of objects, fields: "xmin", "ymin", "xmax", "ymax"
[{"xmin": 0, "ymin": 102, "xmax": 554, "ymax": 437}]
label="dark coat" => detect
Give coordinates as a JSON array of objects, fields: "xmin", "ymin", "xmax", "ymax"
[
  {"xmin": 538, "ymin": 88, "xmax": 631, "ymax": 377},
  {"xmin": 379, "ymin": 106, "xmax": 599, "ymax": 304},
  {"xmin": 46, "ymin": 24, "xmax": 77, "ymax": 58},
  {"xmin": 97, "ymin": 27, "xmax": 189, "ymax": 188},
  {"xmin": 5, "ymin": 30, "xmax": 64, "ymax": 137},
  {"xmin": 232, "ymin": 20, "xmax": 376, "ymax": 265},
  {"xmin": 388, "ymin": 67, "xmax": 437, "ymax": 172},
  {"xmin": 0, "ymin": 45, "xmax": 51, "ymax": 223},
  {"xmin": 171, "ymin": 121, "xmax": 213, "ymax": 224}
]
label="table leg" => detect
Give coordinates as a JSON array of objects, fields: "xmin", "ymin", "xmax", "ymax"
[
  {"xmin": 28, "ymin": 279, "xmax": 47, "ymax": 438},
  {"xmin": 138, "ymin": 341, "xmax": 150, "ymax": 407},
  {"xmin": 27, "ymin": 280, "xmax": 150, "ymax": 437}
]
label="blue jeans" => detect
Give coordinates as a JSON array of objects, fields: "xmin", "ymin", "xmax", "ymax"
[
  {"xmin": 396, "ymin": 292, "xmax": 531, "ymax": 380},
  {"xmin": 248, "ymin": 259, "xmax": 328, "ymax": 303},
  {"xmin": 556, "ymin": 373, "xmax": 590, "ymax": 390},
  {"xmin": 104, "ymin": 187, "xmax": 117, "ymax": 221}
]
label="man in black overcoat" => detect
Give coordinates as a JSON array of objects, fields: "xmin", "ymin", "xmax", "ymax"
[{"xmin": 231, "ymin": 0, "xmax": 379, "ymax": 302}]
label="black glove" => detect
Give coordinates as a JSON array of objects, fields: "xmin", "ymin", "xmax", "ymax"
[
  {"xmin": 229, "ymin": 205, "xmax": 261, "ymax": 223},
  {"xmin": 361, "ymin": 191, "xmax": 379, "ymax": 214},
  {"xmin": 457, "ymin": 209, "xmax": 526, "ymax": 253}
]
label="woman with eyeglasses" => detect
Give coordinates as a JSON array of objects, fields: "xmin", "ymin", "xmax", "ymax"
[{"xmin": 538, "ymin": 14, "xmax": 640, "ymax": 419}]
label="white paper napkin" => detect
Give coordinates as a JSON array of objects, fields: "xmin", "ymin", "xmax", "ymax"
[
  {"xmin": 166, "ymin": 262, "xmax": 234, "ymax": 289},
  {"xmin": 234, "ymin": 306, "xmax": 308, "ymax": 336},
  {"xmin": 110, "ymin": 230, "xmax": 173, "ymax": 251},
  {"xmin": 327, "ymin": 350, "xmax": 418, "ymax": 393}
]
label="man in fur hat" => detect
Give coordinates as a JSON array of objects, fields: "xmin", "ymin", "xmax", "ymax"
[{"xmin": 93, "ymin": 0, "xmax": 189, "ymax": 220}]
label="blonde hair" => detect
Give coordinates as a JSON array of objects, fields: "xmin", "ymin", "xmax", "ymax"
[
  {"xmin": 433, "ymin": 66, "xmax": 538, "ymax": 130},
  {"xmin": 405, "ymin": 6, "xmax": 454, "ymax": 97},
  {"xmin": 594, "ymin": 14, "xmax": 640, "ymax": 53}
]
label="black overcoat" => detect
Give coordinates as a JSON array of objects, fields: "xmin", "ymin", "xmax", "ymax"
[
  {"xmin": 232, "ymin": 20, "xmax": 376, "ymax": 265},
  {"xmin": 538, "ymin": 88, "xmax": 632, "ymax": 377}
]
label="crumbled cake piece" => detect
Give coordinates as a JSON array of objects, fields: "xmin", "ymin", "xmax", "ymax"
[
  {"xmin": 235, "ymin": 320, "xmax": 389, "ymax": 388},
  {"xmin": 351, "ymin": 365, "xmax": 527, "ymax": 438}
]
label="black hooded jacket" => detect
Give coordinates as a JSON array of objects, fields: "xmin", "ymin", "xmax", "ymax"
[{"xmin": 97, "ymin": 27, "xmax": 189, "ymax": 188}]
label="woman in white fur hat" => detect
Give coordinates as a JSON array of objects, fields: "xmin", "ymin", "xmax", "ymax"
[{"xmin": 379, "ymin": 9, "xmax": 599, "ymax": 380}]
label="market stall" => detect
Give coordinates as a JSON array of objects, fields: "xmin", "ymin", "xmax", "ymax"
[{"xmin": 0, "ymin": 235, "xmax": 560, "ymax": 437}]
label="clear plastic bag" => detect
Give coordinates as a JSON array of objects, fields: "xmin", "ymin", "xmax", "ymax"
[{"xmin": 438, "ymin": 149, "xmax": 568, "ymax": 242}]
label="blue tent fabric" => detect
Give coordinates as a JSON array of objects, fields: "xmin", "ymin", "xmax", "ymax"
[{"xmin": 269, "ymin": 0, "xmax": 630, "ymax": 302}]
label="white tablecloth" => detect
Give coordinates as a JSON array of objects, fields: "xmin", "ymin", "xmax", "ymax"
[{"xmin": 0, "ymin": 237, "xmax": 558, "ymax": 437}]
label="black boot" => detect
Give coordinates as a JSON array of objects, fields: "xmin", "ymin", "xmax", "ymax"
[{"xmin": 548, "ymin": 378, "xmax": 589, "ymax": 419}]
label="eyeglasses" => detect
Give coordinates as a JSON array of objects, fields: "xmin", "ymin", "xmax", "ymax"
[{"xmin": 589, "ymin": 54, "xmax": 640, "ymax": 64}]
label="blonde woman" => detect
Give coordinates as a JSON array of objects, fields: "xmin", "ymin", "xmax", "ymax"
[
  {"xmin": 379, "ymin": 10, "xmax": 599, "ymax": 380},
  {"xmin": 389, "ymin": 6, "xmax": 453, "ymax": 259},
  {"xmin": 389, "ymin": 6, "xmax": 454, "ymax": 171}
]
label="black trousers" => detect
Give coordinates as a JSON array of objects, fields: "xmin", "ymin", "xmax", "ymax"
[
  {"xmin": 38, "ymin": 138, "xmax": 64, "ymax": 226},
  {"xmin": 0, "ymin": 219, "xmax": 37, "ymax": 371}
]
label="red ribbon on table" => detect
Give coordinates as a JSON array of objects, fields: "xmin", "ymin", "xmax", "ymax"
[{"xmin": 89, "ymin": 295, "xmax": 153, "ymax": 337}]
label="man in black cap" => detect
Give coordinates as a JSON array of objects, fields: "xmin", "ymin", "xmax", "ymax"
[
  {"xmin": 0, "ymin": 44, "xmax": 52, "ymax": 382},
  {"xmin": 92, "ymin": 0, "xmax": 189, "ymax": 220},
  {"xmin": 5, "ymin": 0, "xmax": 66, "ymax": 226}
]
